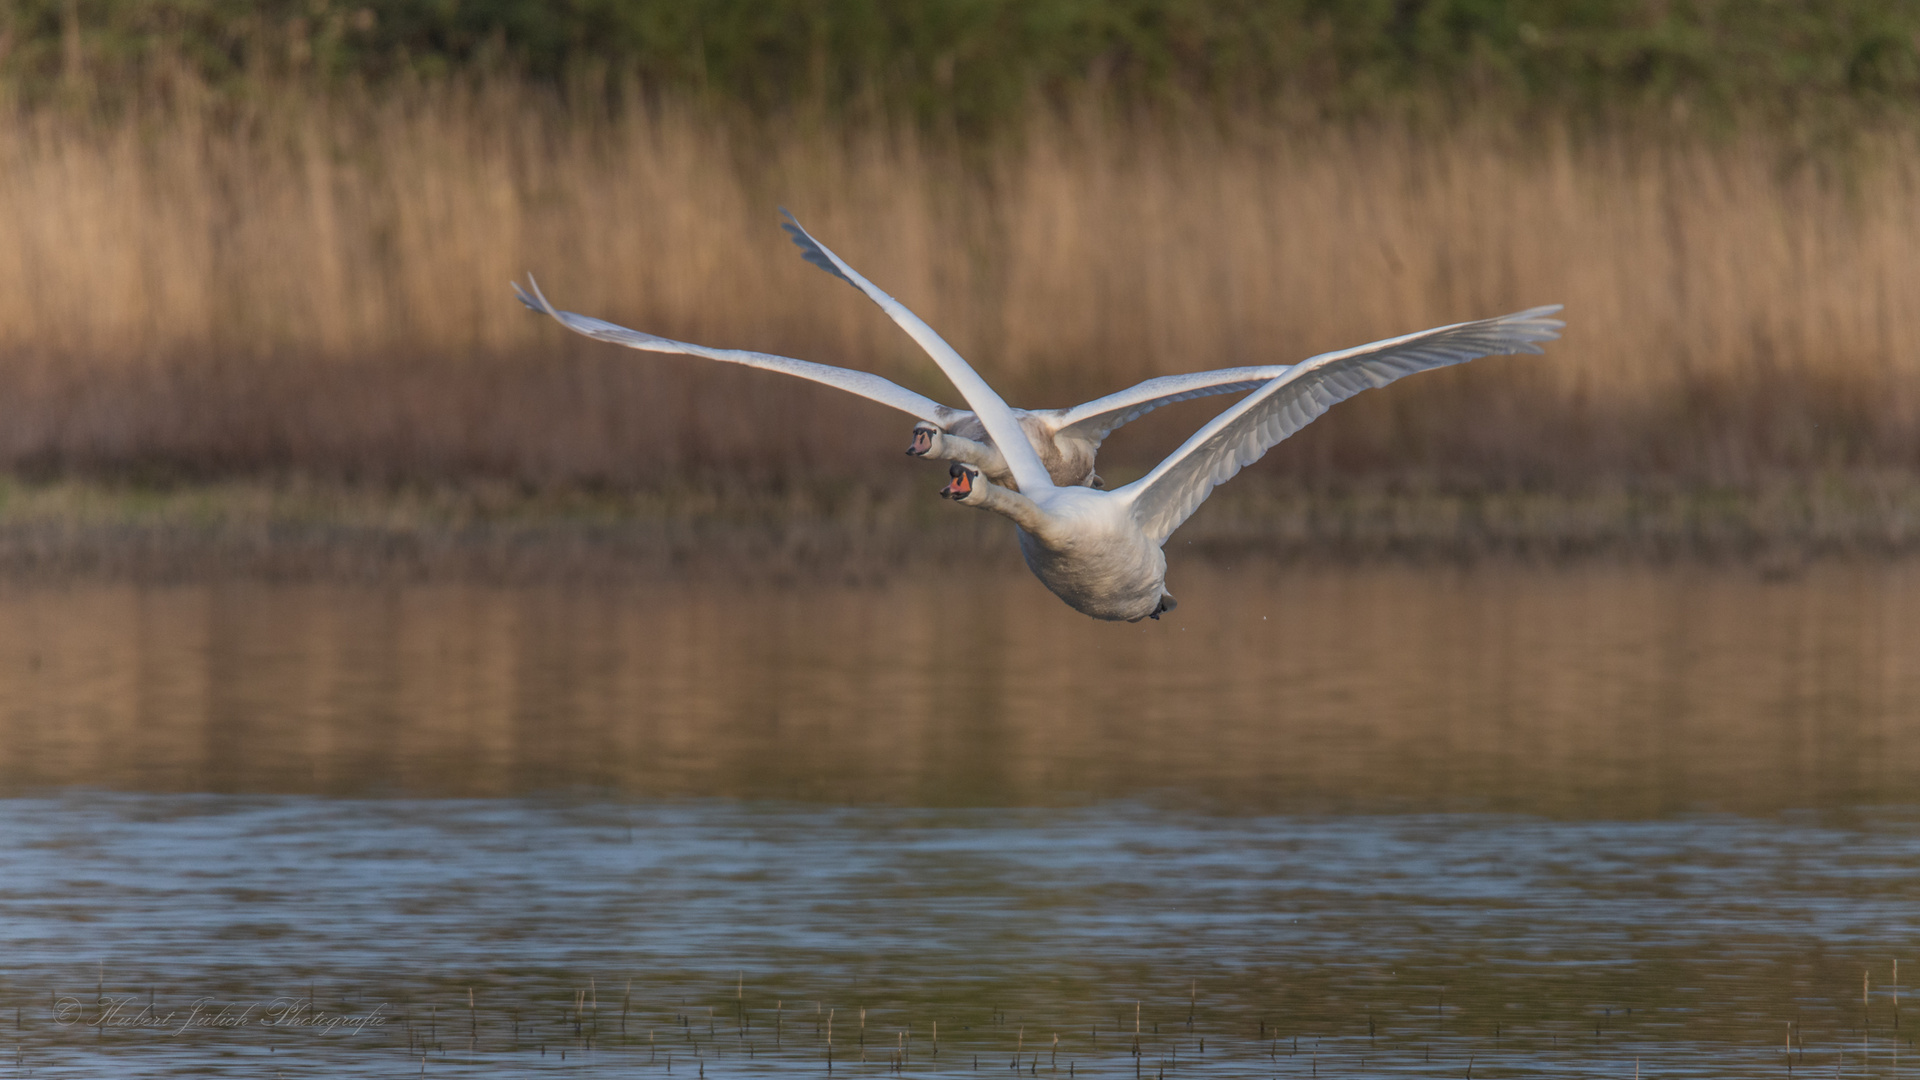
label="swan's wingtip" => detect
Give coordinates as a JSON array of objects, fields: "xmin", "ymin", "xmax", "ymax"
[
  {"xmin": 532, "ymin": 275, "xmax": 554, "ymax": 310},
  {"xmin": 776, "ymin": 206, "xmax": 808, "ymax": 246},
  {"xmin": 512, "ymin": 275, "xmax": 562, "ymax": 319},
  {"xmin": 511, "ymin": 279, "xmax": 536, "ymax": 310},
  {"xmin": 776, "ymin": 208, "xmax": 857, "ymax": 288},
  {"xmin": 1508, "ymin": 303, "xmax": 1566, "ymax": 343},
  {"xmin": 1508, "ymin": 303, "xmax": 1565, "ymax": 327}
]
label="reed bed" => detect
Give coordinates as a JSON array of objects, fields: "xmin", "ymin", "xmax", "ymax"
[{"xmin": 0, "ymin": 82, "xmax": 1916, "ymax": 490}]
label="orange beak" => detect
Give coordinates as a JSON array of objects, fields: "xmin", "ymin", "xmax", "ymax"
[
  {"xmin": 940, "ymin": 467, "xmax": 974, "ymax": 500},
  {"xmin": 907, "ymin": 429, "xmax": 935, "ymax": 456}
]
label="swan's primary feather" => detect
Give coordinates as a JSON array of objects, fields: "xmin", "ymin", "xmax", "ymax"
[
  {"xmin": 1047, "ymin": 365, "xmax": 1299, "ymax": 445},
  {"xmin": 513, "ymin": 278, "xmax": 957, "ymax": 426},
  {"xmin": 778, "ymin": 214, "xmax": 858, "ymax": 288},
  {"xmin": 779, "ymin": 210, "xmax": 1055, "ymax": 494},
  {"xmin": 1118, "ymin": 306, "xmax": 1565, "ymax": 545}
]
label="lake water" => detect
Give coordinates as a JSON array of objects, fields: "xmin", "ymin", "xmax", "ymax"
[{"xmin": 1, "ymin": 560, "xmax": 1917, "ymax": 1077}]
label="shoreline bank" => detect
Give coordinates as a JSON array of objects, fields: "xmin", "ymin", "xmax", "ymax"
[{"xmin": 1, "ymin": 475, "xmax": 1916, "ymax": 583}]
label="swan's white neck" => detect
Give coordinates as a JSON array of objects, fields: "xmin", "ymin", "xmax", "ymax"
[
  {"xmin": 955, "ymin": 475, "xmax": 1053, "ymax": 536},
  {"xmin": 929, "ymin": 433, "xmax": 1010, "ymax": 484}
]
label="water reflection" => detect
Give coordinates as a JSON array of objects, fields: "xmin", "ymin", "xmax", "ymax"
[
  {"xmin": 0, "ymin": 561, "xmax": 1916, "ymax": 812},
  {"xmin": 3, "ymin": 559, "xmax": 1918, "ymax": 1077}
]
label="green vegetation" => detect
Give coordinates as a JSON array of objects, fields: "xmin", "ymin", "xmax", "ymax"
[
  {"xmin": 8, "ymin": 0, "xmax": 1920, "ymax": 127},
  {"xmin": 1, "ymin": 473, "xmax": 1916, "ymax": 583}
]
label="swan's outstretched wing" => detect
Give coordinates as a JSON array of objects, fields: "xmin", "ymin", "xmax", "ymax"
[
  {"xmin": 780, "ymin": 211, "xmax": 1054, "ymax": 493},
  {"xmin": 1045, "ymin": 365, "xmax": 1300, "ymax": 446},
  {"xmin": 1118, "ymin": 307, "xmax": 1565, "ymax": 545},
  {"xmin": 514, "ymin": 279, "xmax": 960, "ymax": 426}
]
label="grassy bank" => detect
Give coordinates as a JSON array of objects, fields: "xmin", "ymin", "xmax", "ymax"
[
  {"xmin": 1, "ymin": 83, "xmax": 1917, "ymax": 495},
  {"xmin": 3, "ymin": 473, "xmax": 1917, "ymax": 582}
]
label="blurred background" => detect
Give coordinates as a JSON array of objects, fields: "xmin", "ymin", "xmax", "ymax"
[
  {"xmin": 3, "ymin": 7, "xmax": 1919, "ymax": 1078},
  {"xmin": 0, "ymin": 0, "xmax": 1914, "ymax": 529}
]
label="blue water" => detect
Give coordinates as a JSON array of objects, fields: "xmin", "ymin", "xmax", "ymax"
[
  {"xmin": 3, "ymin": 566, "xmax": 1918, "ymax": 1076},
  {"xmin": 3, "ymin": 795, "xmax": 1915, "ymax": 1077}
]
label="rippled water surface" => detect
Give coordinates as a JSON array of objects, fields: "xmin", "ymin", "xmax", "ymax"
[{"xmin": 1, "ymin": 560, "xmax": 1917, "ymax": 1077}]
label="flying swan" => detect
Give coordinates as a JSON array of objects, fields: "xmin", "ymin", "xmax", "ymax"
[
  {"xmin": 516, "ymin": 214, "xmax": 1563, "ymax": 622},
  {"xmin": 515, "ymin": 213, "xmax": 1309, "ymax": 490}
]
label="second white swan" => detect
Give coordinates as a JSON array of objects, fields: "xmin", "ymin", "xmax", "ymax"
[{"xmin": 515, "ymin": 212, "xmax": 1305, "ymax": 490}]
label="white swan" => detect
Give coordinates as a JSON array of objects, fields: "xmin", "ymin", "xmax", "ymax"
[
  {"xmin": 518, "ymin": 214, "xmax": 1562, "ymax": 621},
  {"xmin": 513, "ymin": 212, "xmax": 1300, "ymax": 490},
  {"xmin": 774, "ymin": 215, "xmax": 1561, "ymax": 622},
  {"xmin": 932, "ymin": 293, "xmax": 1562, "ymax": 620}
]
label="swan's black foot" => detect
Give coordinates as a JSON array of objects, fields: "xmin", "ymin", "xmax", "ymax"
[{"xmin": 1147, "ymin": 594, "xmax": 1177, "ymax": 620}]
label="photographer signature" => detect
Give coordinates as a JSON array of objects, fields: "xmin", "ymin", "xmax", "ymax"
[{"xmin": 53, "ymin": 995, "xmax": 388, "ymax": 1037}]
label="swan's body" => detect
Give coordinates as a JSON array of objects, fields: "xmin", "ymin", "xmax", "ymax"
[
  {"xmin": 517, "ymin": 213, "xmax": 1563, "ymax": 620},
  {"xmin": 953, "ymin": 478, "xmax": 1172, "ymax": 621},
  {"xmin": 921, "ymin": 412, "xmax": 1098, "ymax": 487}
]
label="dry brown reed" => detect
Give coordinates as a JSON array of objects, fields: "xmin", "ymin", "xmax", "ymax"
[{"xmin": 0, "ymin": 81, "xmax": 1916, "ymax": 490}]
